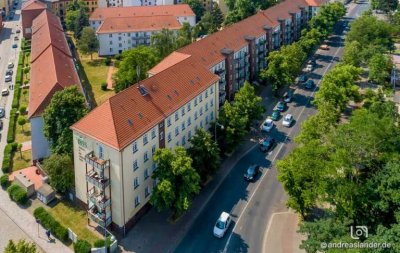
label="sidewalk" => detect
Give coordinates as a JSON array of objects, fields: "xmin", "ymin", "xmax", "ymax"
[{"xmin": 119, "ymin": 84, "xmax": 279, "ymax": 253}]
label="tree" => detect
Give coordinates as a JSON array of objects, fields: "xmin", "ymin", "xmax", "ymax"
[
  {"xmin": 368, "ymin": 53, "xmax": 393, "ymax": 86},
  {"xmin": 224, "ymin": 0, "xmax": 255, "ymax": 25},
  {"xmin": 151, "ymin": 147, "xmax": 200, "ymax": 217},
  {"xmin": 113, "ymin": 46, "xmax": 160, "ymax": 92},
  {"xmin": 151, "ymin": 28, "xmax": 177, "ymax": 59},
  {"xmin": 78, "ymin": 27, "xmax": 99, "ymax": 60},
  {"xmin": 65, "ymin": 1, "xmax": 89, "ymax": 39},
  {"xmin": 188, "ymin": 129, "xmax": 220, "ymax": 182},
  {"xmin": 342, "ymin": 40, "xmax": 363, "ymax": 67},
  {"xmin": 183, "ymin": 0, "xmax": 205, "ymax": 22},
  {"xmin": 176, "ymin": 23, "xmax": 193, "ymax": 48},
  {"xmin": 17, "ymin": 116, "xmax": 26, "ymax": 132},
  {"xmin": 211, "ymin": 3, "xmax": 224, "ymax": 29},
  {"xmin": 260, "ymin": 51, "xmax": 290, "ymax": 91},
  {"xmin": 233, "ymin": 81, "xmax": 264, "ymax": 127},
  {"xmin": 4, "ymin": 239, "xmax": 37, "ymax": 253},
  {"xmin": 17, "ymin": 143, "xmax": 22, "ymax": 159},
  {"xmin": 218, "ymin": 101, "xmax": 248, "ymax": 150},
  {"xmin": 196, "ymin": 11, "xmax": 219, "ymax": 35},
  {"xmin": 371, "ymin": 0, "xmax": 398, "ymax": 12},
  {"xmin": 43, "ymin": 154, "xmax": 75, "ymax": 193},
  {"xmin": 43, "ymin": 86, "xmax": 88, "ymax": 155}
]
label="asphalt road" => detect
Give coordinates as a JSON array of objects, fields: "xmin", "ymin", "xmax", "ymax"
[{"xmin": 174, "ymin": 1, "xmax": 370, "ymax": 253}]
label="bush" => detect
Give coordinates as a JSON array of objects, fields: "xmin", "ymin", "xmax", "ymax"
[
  {"xmin": 7, "ymin": 184, "xmax": 28, "ymax": 205},
  {"xmin": 114, "ymin": 60, "xmax": 120, "ymax": 68},
  {"xmin": 114, "ymin": 54, "xmax": 122, "ymax": 61},
  {"xmin": 101, "ymin": 81, "xmax": 107, "ymax": 91},
  {"xmin": 93, "ymin": 236, "xmax": 113, "ymax": 248},
  {"xmin": 33, "ymin": 207, "xmax": 69, "ymax": 242},
  {"xmin": 103, "ymin": 57, "xmax": 111, "ymax": 66},
  {"xmin": 74, "ymin": 239, "xmax": 92, "ymax": 253},
  {"xmin": 2, "ymin": 144, "xmax": 13, "ymax": 173},
  {"xmin": 0, "ymin": 174, "xmax": 10, "ymax": 188},
  {"xmin": 19, "ymin": 105, "xmax": 27, "ymax": 114},
  {"xmin": 7, "ymin": 109, "xmax": 17, "ymax": 143}
]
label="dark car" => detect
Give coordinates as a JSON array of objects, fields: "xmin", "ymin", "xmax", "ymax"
[
  {"xmin": 0, "ymin": 108, "xmax": 5, "ymax": 118},
  {"xmin": 277, "ymin": 101, "xmax": 287, "ymax": 112},
  {"xmin": 6, "ymin": 69, "xmax": 13, "ymax": 75},
  {"xmin": 259, "ymin": 137, "xmax": 276, "ymax": 152},
  {"xmin": 283, "ymin": 90, "xmax": 294, "ymax": 103},
  {"xmin": 305, "ymin": 79, "xmax": 314, "ymax": 89},
  {"xmin": 298, "ymin": 74, "xmax": 308, "ymax": 83},
  {"xmin": 0, "ymin": 120, "xmax": 3, "ymax": 130},
  {"xmin": 271, "ymin": 109, "xmax": 280, "ymax": 121},
  {"xmin": 244, "ymin": 165, "xmax": 260, "ymax": 182}
]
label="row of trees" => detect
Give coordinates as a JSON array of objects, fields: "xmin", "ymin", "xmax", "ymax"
[
  {"xmin": 260, "ymin": 2, "xmax": 346, "ymax": 92},
  {"xmin": 224, "ymin": 0, "xmax": 277, "ymax": 26}
]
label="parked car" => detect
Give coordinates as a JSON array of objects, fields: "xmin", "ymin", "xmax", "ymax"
[
  {"xmin": 0, "ymin": 108, "xmax": 5, "ymax": 118},
  {"xmin": 8, "ymin": 62, "xmax": 14, "ymax": 69},
  {"xmin": 0, "ymin": 120, "xmax": 3, "ymax": 130},
  {"xmin": 15, "ymin": 29, "xmax": 21, "ymax": 33},
  {"xmin": 2, "ymin": 89, "xmax": 10, "ymax": 96},
  {"xmin": 271, "ymin": 109, "xmax": 280, "ymax": 121},
  {"xmin": 298, "ymin": 74, "xmax": 308, "ymax": 83},
  {"xmin": 305, "ymin": 64, "xmax": 313, "ymax": 72},
  {"xmin": 12, "ymin": 44, "xmax": 18, "ymax": 48},
  {"xmin": 320, "ymin": 44, "xmax": 329, "ymax": 50},
  {"xmin": 282, "ymin": 114, "xmax": 294, "ymax": 127},
  {"xmin": 305, "ymin": 79, "xmax": 315, "ymax": 89},
  {"xmin": 213, "ymin": 212, "xmax": 232, "ymax": 238},
  {"xmin": 244, "ymin": 164, "xmax": 260, "ymax": 182},
  {"xmin": 6, "ymin": 69, "xmax": 13, "ymax": 75},
  {"xmin": 5, "ymin": 75, "xmax": 12, "ymax": 82},
  {"xmin": 261, "ymin": 118, "xmax": 274, "ymax": 132},
  {"xmin": 283, "ymin": 90, "xmax": 294, "ymax": 103},
  {"xmin": 277, "ymin": 101, "xmax": 287, "ymax": 112},
  {"xmin": 14, "ymin": 36, "xmax": 19, "ymax": 41},
  {"xmin": 259, "ymin": 136, "xmax": 276, "ymax": 152}
]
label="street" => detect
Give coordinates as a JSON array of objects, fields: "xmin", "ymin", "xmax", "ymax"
[{"xmin": 174, "ymin": 1, "xmax": 370, "ymax": 253}]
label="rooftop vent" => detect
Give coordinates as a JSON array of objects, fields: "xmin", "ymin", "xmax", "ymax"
[
  {"xmin": 138, "ymin": 112, "xmax": 143, "ymax": 119},
  {"xmin": 128, "ymin": 119, "xmax": 133, "ymax": 126},
  {"xmin": 138, "ymin": 84, "xmax": 149, "ymax": 96}
]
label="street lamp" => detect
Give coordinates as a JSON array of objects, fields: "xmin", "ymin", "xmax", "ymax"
[{"xmin": 214, "ymin": 122, "xmax": 224, "ymax": 143}]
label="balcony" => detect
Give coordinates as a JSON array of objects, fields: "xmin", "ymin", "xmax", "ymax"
[
  {"xmin": 85, "ymin": 151, "xmax": 109, "ymax": 174},
  {"xmin": 214, "ymin": 68, "xmax": 225, "ymax": 76},
  {"xmin": 86, "ymin": 170, "xmax": 110, "ymax": 189},
  {"xmin": 87, "ymin": 188, "xmax": 111, "ymax": 210},
  {"xmin": 88, "ymin": 206, "xmax": 112, "ymax": 227}
]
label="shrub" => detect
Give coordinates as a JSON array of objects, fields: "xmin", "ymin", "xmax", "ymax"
[
  {"xmin": 101, "ymin": 81, "xmax": 107, "ymax": 91},
  {"xmin": 23, "ymin": 79, "xmax": 29, "ymax": 85},
  {"xmin": 104, "ymin": 57, "xmax": 111, "ymax": 66},
  {"xmin": 93, "ymin": 236, "xmax": 113, "ymax": 248},
  {"xmin": 2, "ymin": 144, "xmax": 13, "ymax": 173},
  {"xmin": 11, "ymin": 142, "xmax": 18, "ymax": 151},
  {"xmin": 33, "ymin": 207, "xmax": 69, "ymax": 242},
  {"xmin": 114, "ymin": 54, "xmax": 122, "ymax": 61},
  {"xmin": 74, "ymin": 239, "xmax": 92, "ymax": 253},
  {"xmin": 114, "ymin": 60, "xmax": 120, "ymax": 68},
  {"xmin": 0, "ymin": 174, "xmax": 10, "ymax": 188},
  {"xmin": 7, "ymin": 109, "xmax": 17, "ymax": 143},
  {"xmin": 7, "ymin": 184, "xmax": 28, "ymax": 205},
  {"xmin": 19, "ymin": 105, "xmax": 27, "ymax": 114}
]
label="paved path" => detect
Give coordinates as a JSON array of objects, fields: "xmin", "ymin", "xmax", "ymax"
[{"xmin": 106, "ymin": 62, "xmax": 115, "ymax": 90}]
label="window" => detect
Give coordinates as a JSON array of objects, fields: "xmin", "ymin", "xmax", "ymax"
[
  {"xmin": 211, "ymin": 111, "xmax": 214, "ymax": 120},
  {"xmin": 110, "ymin": 48, "xmax": 113, "ymax": 52},
  {"xmin": 168, "ymin": 133, "xmax": 172, "ymax": 142},
  {"xmin": 98, "ymin": 145, "xmax": 103, "ymax": 159},
  {"xmin": 187, "ymin": 103, "xmax": 191, "ymax": 111},
  {"xmin": 132, "ymin": 142, "xmax": 138, "ymax": 153},
  {"xmin": 109, "ymin": 41, "xmax": 113, "ymax": 45},
  {"xmin": 181, "ymin": 107, "xmax": 185, "ymax": 116},
  {"xmin": 160, "ymin": 131, "xmax": 164, "ymax": 141},
  {"xmin": 167, "ymin": 117, "xmax": 171, "ymax": 127},
  {"xmin": 188, "ymin": 130, "xmax": 192, "ymax": 139},
  {"xmin": 144, "ymin": 151, "xmax": 149, "ymax": 162},
  {"xmin": 200, "ymin": 120, "xmax": 203, "ymax": 128},
  {"xmin": 205, "ymin": 103, "xmax": 209, "ymax": 112},
  {"xmin": 206, "ymin": 115, "xmax": 209, "ymax": 124},
  {"xmin": 144, "ymin": 169, "xmax": 149, "ymax": 180},
  {"xmin": 175, "ymin": 127, "xmax": 179, "ymax": 136},
  {"xmin": 153, "ymin": 179, "xmax": 157, "ymax": 188},
  {"xmin": 199, "ymin": 94, "xmax": 203, "ymax": 102},
  {"xmin": 195, "ymin": 125, "xmax": 199, "ymax": 131},
  {"xmin": 119, "ymin": 43, "xmax": 122, "ymax": 48},
  {"xmin": 143, "ymin": 134, "xmax": 148, "ymax": 145},
  {"xmin": 200, "ymin": 108, "xmax": 203, "ymax": 116},
  {"xmin": 151, "ymin": 128, "xmax": 156, "ymax": 139},
  {"xmin": 145, "ymin": 186, "xmax": 150, "ymax": 198},
  {"xmin": 176, "ymin": 141, "xmax": 180, "ymax": 146},
  {"xmin": 118, "ymin": 36, "xmax": 122, "ymax": 41},
  {"xmin": 205, "ymin": 90, "xmax": 208, "ymax": 98},
  {"xmin": 134, "ymin": 195, "xmax": 140, "ymax": 207},
  {"xmin": 109, "ymin": 34, "xmax": 112, "ymax": 38},
  {"xmin": 175, "ymin": 112, "xmax": 179, "ymax": 121},
  {"xmin": 187, "ymin": 117, "xmax": 191, "ymax": 126},
  {"xmin": 134, "ymin": 177, "xmax": 140, "ymax": 189},
  {"xmin": 182, "ymin": 122, "xmax": 186, "ymax": 131},
  {"xmin": 194, "ymin": 111, "xmax": 198, "ymax": 120},
  {"xmin": 210, "ymin": 86, "xmax": 214, "ymax": 94},
  {"xmin": 210, "ymin": 99, "xmax": 214, "ymax": 107},
  {"xmin": 182, "ymin": 136, "xmax": 186, "ymax": 146},
  {"xmin": 152, "ymin": 163, "xmax": 157, "ymax": 172},
  {"xmin": 152, "ymin": 144, "xmax": 156, "ymax": 155},
  {"xmin": 194, "ymin": 98, "xmax": 198, "ymax": 106}
]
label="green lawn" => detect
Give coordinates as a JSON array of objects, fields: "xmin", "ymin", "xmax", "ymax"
[
  {"xmin": 48, "ymin": 200, "xmax": 101, "ymax": 245},
  {"xmin": 12, "ymin": 150, "xmax": 32, "ymax": 171}
]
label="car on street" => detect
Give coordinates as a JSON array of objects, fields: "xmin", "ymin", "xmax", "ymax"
[
  {"xmin": 0, "ymin": 120, "xmax": 3, "ymax": 130},
  {"xmin": 213, "ymin": 212, "xmax": 231, "ymax": 238},
  {"xmin": 298, "ymin": 74, "xmax": 308, "ymax": 84},
  {"xmin": 5, "ymin": 75, "xmax": 12, "ymax": 82},
  {"xmin": 2, "ymin": 89, "xmax": 10, "ymax": 96},
  {"xmin": 277, "ymin": 101, "xmax": 287, "ymax": 112},
  {"xmin": 261, "ymin": 118, "xmax": 274, "ymax": 132},
  {"xmin": 8, "ymin": 62, "xmax": 14, "ymax": 69},
  {"xmin": 282, "ymin": 114, "xmax": 294, "ymax": 127},
  {"xmin": 6, "ymin": 69, "xmax": 13, "ymax": 75},
  {"xmin": 259, "ymin": 136, "xmax": 276, "ymax": 152},
  {"xmin": 283, "ymin": 89, "xmax": 294, "ymax": 103},
  {"xmin": 0, "ymin": 108, "xmax": 5, "ymax": 118},
  {"xmin": 244, "ymin": 164, "xmax": 260, "ymax": 182},
  {"xmin": 16, "ymin": 29, "xmax": 21, "ymax": 33},
  {"xmin": 12, "ymin": 44, "xmax": 18, "ymax": 48},
  {"xmin": 305, "ymin": 79, "xmax": 314, "ymax": 89},
  {"xmin": 305, "ymin": 64, "xmax": 313, "ymax": 72},
  {"xmin": 14, "ymin": 36, "xmax": 19, "ymax": 41},
  {"xmin": 271, "ymin": 109, "xmax": 280, "ymax": 121},
  {"xmin": 320, "ymin": 44, "xmax": 329, "ymax": 50}
]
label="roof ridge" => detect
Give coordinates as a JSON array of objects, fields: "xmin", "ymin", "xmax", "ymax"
[
  {"xmin": 105, "ymin": 101, "xmax": 120, "ymax": 148},
  {"xmin": 28, "ymin": 82, "xmax": 64, "ymax": 118}
]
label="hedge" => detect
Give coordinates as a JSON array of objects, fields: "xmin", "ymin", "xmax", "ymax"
[
  {"xmin": 7, "ymin": 109, "xmax": 17, "ymax": 143},
  {"xmin": 12, "ymin": 52, "xmax": 24, "ymax": 109},
  {"xmin": 7, "ymin": 183, "xmax": 28, "ymax": 205},
  {"xmin": 2, "ymin": 143, "xmax": 14, "ymax": 173},
  {"xmin": 74, "ymin": 239, "xmax": 92, "ymax": 253},
  {"xmin": 33, "ymin": 207, "xmax": 69, "ymax": 242},
  {"xmin": 0, "ymin": 174, "xmax": 10, "ymax": 188}
]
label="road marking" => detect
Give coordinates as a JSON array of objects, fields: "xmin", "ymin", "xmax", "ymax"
[{"xmin": 222, "ymin": 20, "xmax": 346, "ymax": 253}]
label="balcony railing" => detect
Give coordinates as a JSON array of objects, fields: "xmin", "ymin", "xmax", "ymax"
[
  {"xmin": 86, "ymin": 170, "xmax": 110, "ymax": 189},
  {"xmin": 87, "ymin": 188, "xmax": 111, "ymax": 210},
  {"xmin": 214, "ymin": 69, "xmax": 225, "ymax": 75},
  {"xmin": 85, "ymin": 151, "xmax": 110, "ymax": 174},
  {"xmin": 88, "ymin": 207, "xmax": 112, "ymax": 227}
]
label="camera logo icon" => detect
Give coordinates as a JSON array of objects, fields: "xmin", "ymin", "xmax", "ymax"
[{"xmin": 350, "ymin": 226, "xmax": 368, "ymax": 239}]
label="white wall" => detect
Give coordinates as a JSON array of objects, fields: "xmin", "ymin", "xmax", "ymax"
[
  {"xmin": 122, "ymin": 0, "xmax": 141, "ymax": 6},
  {"xmin": 30, "ymin": 116, "xmax": 51, "ymax": 161}
]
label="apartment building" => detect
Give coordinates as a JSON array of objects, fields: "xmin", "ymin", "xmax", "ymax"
[
  {"xmin": 89, "ymin": 5, "xmax": 196, "ymax": 56},
  {"xmin": 28, "ymin": 10, "xmax": 82, "ymax": 161},
  {"xmin": 21, "ymin": 0, "xmax": 47, "ymax": 39},
  {"xmin": 71, "ymin": 0, "xmax": 327, "ymax": 235}
]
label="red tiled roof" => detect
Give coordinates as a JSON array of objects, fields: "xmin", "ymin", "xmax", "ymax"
[
  {"xmin": 97, "ymin": 15, "xmax": 182, "ymax": 34},
  {"xmin": 72, "ymin": 57, "xmax": 219, "ymax": 150},
  {"xmin": 305, "ymin": 0, "xmax": 328, "ymax": 7},
  {"xmin": 29, "ymin": 11, "xmax": 81, "ymax": 118},
  {"xmin": 22, "ymin": 0, "xmax": 46, "ymax": 11},
  {"xmin": 148, "ymin": 51, "xmax": 191, "ymax": 76},
  {"xmin": 90, "ymin": 4, "xmax": 195, "ymax": 21}
]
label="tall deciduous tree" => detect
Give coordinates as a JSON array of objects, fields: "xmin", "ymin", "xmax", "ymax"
[
  {"xmin": 151, "ymin": 28, "xmax": 177, "ymax": 59},
  {"xmin": 43, "ymin": 154, "xmax": 75, "ymax": 193},
  {"xmin": 65, "ymin": 1, "xmax": 89, "ymax": 39},
  {"xmin": 78, "ymin": 27, "xmax": 99, "ymax": 60},
  {"xmin": 234, "ymin": 81, "xmax": 264, "ymax": 127},
  {"xmin": 176, "ymin": 22, "xmax": 193, "ymax": 48},
  {"xmin": 151, "ymin": 147, "xmax": 200, "ymax": 217},
  {"xmin": 183, "ymin": 0, "xmax": 205, "ymax": 22},
  {"xmin": 43, "ymin": 86, "xmax": 88, "ymax": 155},
  {"xmin": 218, "ymin": 101, "xmax": 248, "ymax": 150},
  {"xmin": 368, "ymin": 53, "xmax": 393, "ymax": 86},
  {"xmin": 4, "ymin": 239, "xmax": 37, "ymax": 253},
  {"xmin": 113, "ymin": 46, "xmax": 159, "ymax": 92},
  {"xmin": 188, "ymin": 129, "xmax": 220, "ymax": 182},
  {"xmin": 342, "ymin": 40, "xmax": 363, "ymax": 67},
  {"xmin": 371, "ymin": 0, "xmax": 398, "ymax": 12}
]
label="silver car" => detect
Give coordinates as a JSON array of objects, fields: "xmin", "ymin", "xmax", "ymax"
[{"xmin": 5, "ymin": 75, "xmax": 12, "ymax": 82}]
